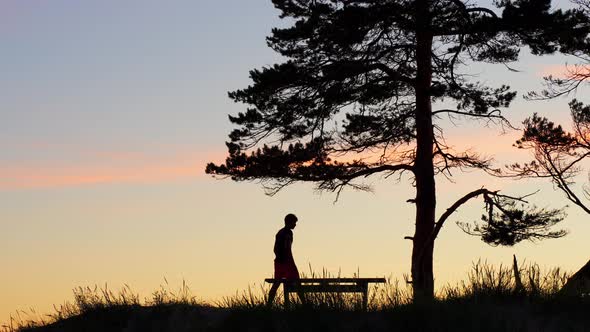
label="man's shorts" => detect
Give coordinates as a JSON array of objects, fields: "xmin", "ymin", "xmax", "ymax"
[{"xmin": 274, "ymin": 260, "xmax": 300, "ymax": 279}]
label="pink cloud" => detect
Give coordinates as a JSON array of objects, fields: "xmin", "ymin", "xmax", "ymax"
[
  {"xmin": 0, "ymin": 149, "xmax": 227, "ymax": 190},
  {"xmin": 536, "ymin": 63, "xmax": 590, "ymax": 78},
  {"xmin": 1, "ymin": 135, "xmax": 524, "ymax": 191}
]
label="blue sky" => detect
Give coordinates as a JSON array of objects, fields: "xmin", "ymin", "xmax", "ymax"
[{"xmin": 1, "ymin": 1, "xmax": 280, "ymax": 159}]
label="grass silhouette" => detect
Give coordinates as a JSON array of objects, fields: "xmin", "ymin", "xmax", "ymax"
[{"xmin": 2, "ymin": 261, "xmax": 589, "ymax": 332}]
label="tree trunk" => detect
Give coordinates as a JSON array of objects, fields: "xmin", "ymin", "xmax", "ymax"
[{"xmin": 411, "ymin": 0, "xmax": 436, "ymax": 302}]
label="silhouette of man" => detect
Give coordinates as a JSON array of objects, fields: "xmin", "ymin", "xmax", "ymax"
[{"xmin": 267, "ymin": 213, "xmax": 304, "ymax": 305}]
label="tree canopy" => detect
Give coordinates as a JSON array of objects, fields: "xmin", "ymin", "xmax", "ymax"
[
  {"xmin": 511, "ymin": 0, "xmax": 590, "ymax": 214},
  {"xmin": 512, "ymin": 101, "xmax": 590, "ymax": 214}
]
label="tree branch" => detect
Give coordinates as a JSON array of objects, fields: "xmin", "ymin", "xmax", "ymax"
[
  {"xmin": 450, "ymin": 0, "xmax": 499, "ymax": 19},
  {"xmin": 434, "ymin": 188, "xmax": 495, "ymax": 240},
  {"xmin": 370, "ymin": 63, "xmax": 415, "ymax": 86}
]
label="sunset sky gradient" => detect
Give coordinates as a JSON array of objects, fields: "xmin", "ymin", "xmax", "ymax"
[{"xmin": 2, "ymin": 0, "xmax": 590, "ymax": 325}]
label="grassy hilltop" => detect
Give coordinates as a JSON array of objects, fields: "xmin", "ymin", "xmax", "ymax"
[{"xmin": 3, "ymin": 262, "xmax": 590, "ymax": 332}]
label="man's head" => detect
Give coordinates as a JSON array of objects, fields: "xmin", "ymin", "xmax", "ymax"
[{"xmin": 284, "ymin": 213, "xmax": 298, "ymax": 229}]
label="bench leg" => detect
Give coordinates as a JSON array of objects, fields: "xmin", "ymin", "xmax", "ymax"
[
  {"xmin": 361, "ymin": 282, "xmax": 368, "ymax": 311},
  {"xmin": 284, "ymin": 287, "xmax": 290, "ymax": 308},
  {"xmin": 267, "ymin": 282, "xmax": 280, "ymax": 306}
]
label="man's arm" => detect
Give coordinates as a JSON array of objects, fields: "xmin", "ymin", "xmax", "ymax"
[{"xmin": 284, "ymin": 230, "xmax": 294, "ymax": 261}]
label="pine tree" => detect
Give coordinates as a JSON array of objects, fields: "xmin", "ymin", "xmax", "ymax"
[{"xmin": 207, "ymin": 0, "xmax": 589, "ymax": 301}]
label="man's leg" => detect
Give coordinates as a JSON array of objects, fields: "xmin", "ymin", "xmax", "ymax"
[
  {"xmin": 268, "ymin": 260, "xmax": 283, "ymax": 307},
  {"xmin": 290, "ymin": 265, "xmax": 306, "ymax": 304}
]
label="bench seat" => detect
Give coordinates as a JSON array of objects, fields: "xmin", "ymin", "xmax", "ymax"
[{"xmin": 265, "ymin": 278, "xmax": 386, "ymax": 309}]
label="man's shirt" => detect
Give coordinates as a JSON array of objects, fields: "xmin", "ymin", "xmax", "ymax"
[{"xmin": 274, "ymin": 227, "xmax": 294, "ymax": 263}]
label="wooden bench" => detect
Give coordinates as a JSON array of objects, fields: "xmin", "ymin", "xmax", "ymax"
[{"xmin": 265, "ymin": 278, "xmax": 386, "ymax": 310}]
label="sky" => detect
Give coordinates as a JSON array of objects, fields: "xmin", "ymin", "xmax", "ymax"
[{"xmin": 2, "ymin": 0, "xmax": 590, "ymax": 325}]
